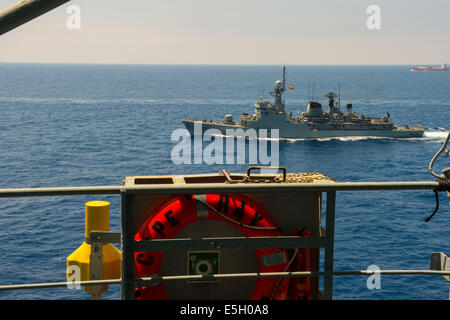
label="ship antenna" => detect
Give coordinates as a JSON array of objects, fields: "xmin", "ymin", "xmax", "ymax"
[
  {"xmin": 338, "ymin": 81, "xmax": 341, "ymax": 107},
  {"xmin": 312, "ymin": 77, "xmax": 315, "ymax": 101},
  {"xmin": 308, "ymin": 78, "xmax": 311, "ymax": 101},
  {"xmin": 282, "ymin": 66, "xmax": 286, "ymax": 91}
]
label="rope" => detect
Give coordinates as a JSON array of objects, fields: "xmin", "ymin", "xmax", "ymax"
[
  {"xmin": 424, "ymin": 190, "xmax": 440, "ymax": 222},
  {"xmin": 425, "ymin": 132, "xmax": 449, "ymax": 222},
  {"xmin": 424, "ymin": 180, "xmax": 450, "ymax": 222},
  {"xmin": 428, "ymin": 132, "xmax": 450, "ymax": 179}
]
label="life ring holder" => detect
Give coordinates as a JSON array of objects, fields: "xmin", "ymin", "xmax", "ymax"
[{"xmin": 134, "ymin": 193, "xmax": 291, "ymax": 300}]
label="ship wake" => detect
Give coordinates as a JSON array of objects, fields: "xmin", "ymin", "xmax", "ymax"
[{"xmin": 207, "ymin": 129, "xmax": 449, "ymax": 143}]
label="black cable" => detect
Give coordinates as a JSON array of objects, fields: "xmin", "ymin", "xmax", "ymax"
[
  {"xmin": 429, "ymin": 132, "xmax": 450, "ymax": 179},
  {"xmin": 186, "ymin": 195, "xmax": 280, "ymax": 231},
  {"xmin": 425, "ymin": 190, "xmax": 439, "ymax": 222},
  {"xmin": 270, "ymin": 248, "xmax": 299, "ymax": 300}
]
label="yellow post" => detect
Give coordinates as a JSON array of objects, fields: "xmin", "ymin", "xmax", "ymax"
[
  {"xmin": 85, "ymin": 201, "xmax": 110, "ymax": 239},
  {"xmin": 67, "ymin": 201, "xmax": 121, "ymax": 297}
]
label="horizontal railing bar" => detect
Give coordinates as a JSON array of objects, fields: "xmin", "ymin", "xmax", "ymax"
[
  {"xmin": 0, "ymin": 186, "xmax": 123, "ymax": 197},
  {"xmin": 135, "ymin": 270, "xmax": 450, "ymax": 285},
  {"xmin": 0, "ymin": 279, "xmax": 121, "ymax": 291},
  {"xmin": 124, "ymin": 181, "xmax": 440, "ymax": 194},
  {"xmin": 133, "ymin": 236, "xmax": 326, "ymax": 251},
  {"xmin": 2, "ymin": 269, "xmax": 450, "ymax": 292},
  {"xmin": 0, "ymin": 181, "xmax": 440, "ymax": 198}
]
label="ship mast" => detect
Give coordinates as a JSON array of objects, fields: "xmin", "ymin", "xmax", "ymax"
[
  {"xmin": 338, "ymin": 82, "xmax": 340, "ymax": 108},
  {"xmin": 325, "ymin": 92, "xmax": 338, "ymax": 114},
  {"xmin": 269, "ymin": 66, "xmax": 286, "ymax": 113}
]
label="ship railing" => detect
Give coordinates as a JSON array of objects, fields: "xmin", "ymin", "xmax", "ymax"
[{"xmin": 0, "ymin": 181, "xmax": 449, "ymax": 300}]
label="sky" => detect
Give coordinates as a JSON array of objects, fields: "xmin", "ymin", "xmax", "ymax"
[{"xmin": 1, "ymin": 0, "xmax": 449, "ymax": 65}]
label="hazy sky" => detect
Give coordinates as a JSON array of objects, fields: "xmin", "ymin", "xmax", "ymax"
[{"xmin": 1, "ymin": 0, "xmax": 449, "ymax": 64}]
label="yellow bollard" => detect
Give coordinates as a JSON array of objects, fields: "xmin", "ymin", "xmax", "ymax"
[{"xmin": 67, "ymin": 201, "xmax": 121, "ymax": 297}]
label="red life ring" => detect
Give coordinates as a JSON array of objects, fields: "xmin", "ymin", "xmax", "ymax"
[{"xmin": 134, "ymin": 194, "xmax": 290, "ymax": 300}]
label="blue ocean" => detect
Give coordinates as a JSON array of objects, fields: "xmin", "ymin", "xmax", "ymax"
[{"xmin": 0, "ymin": 64, "xmax": 448, "ymax": 300}]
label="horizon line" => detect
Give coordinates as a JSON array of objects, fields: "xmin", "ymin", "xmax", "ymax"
[{"xmin": 0, "ymin": 62, "xmax": 440, "ymax": 67}]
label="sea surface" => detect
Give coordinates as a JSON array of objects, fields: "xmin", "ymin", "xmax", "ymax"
[{"xmin": 0, "ymin": 64, "xmax": 449, "ymax": 300}]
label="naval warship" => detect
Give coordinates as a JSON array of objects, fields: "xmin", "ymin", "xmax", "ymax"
[{"xmin": 182, "ymin": 67, "xmax": 425, "ymax": 139}]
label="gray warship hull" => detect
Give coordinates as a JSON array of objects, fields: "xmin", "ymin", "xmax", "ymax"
[
  {"xmin": 182, "ymin": 67, "xmax": 425, "ymax": 139},
  {"xmin": 182, "ymin": 119, "xmax": 424, "ymax": 139}
]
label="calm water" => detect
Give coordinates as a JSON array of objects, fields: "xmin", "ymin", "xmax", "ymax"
[{"xmin": 0, "ymin": 64, "xmax": 449, "ymax": 300}]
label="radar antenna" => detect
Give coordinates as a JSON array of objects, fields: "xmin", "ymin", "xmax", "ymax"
[
  {"xmin": 325, "ymin": 92, "xmax": 338, "ymax": 109},
  {"xmin": 268, "ymin": 66, "xmax": 287, "ymax": 112},
  {"xmin": 325, "ymin": 92, "xmax": 338, "ymax": 100}
]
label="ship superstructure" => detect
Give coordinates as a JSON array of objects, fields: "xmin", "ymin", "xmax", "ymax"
[{"xmin": 182, "ymin": 67, "xmax": 425, "ymax": 139}]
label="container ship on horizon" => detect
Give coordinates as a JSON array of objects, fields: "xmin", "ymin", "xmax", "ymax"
[{"xmin": 411, "ymin": 63, "xmax": 449, "ymax": 71}]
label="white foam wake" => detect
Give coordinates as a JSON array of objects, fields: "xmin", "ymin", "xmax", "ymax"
[
  {"xmin": 424, "ymin": 130, "xmax": 449, "ymax": 140},
  {"xmin": 201, "ymin": 130, "xmax": 449, "ymax": 143},
  {"xmin": 285, "ymin": 136, "xmax": 390, "ymax": 143},
  {"xmin": 208, "ymin": 134, "xmax": 392, "ymax": 143}
]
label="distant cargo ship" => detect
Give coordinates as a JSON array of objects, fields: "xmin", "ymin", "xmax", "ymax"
[{"xmin": 411, "ymin": 63, "xmax": 449, "ymax": 71}]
